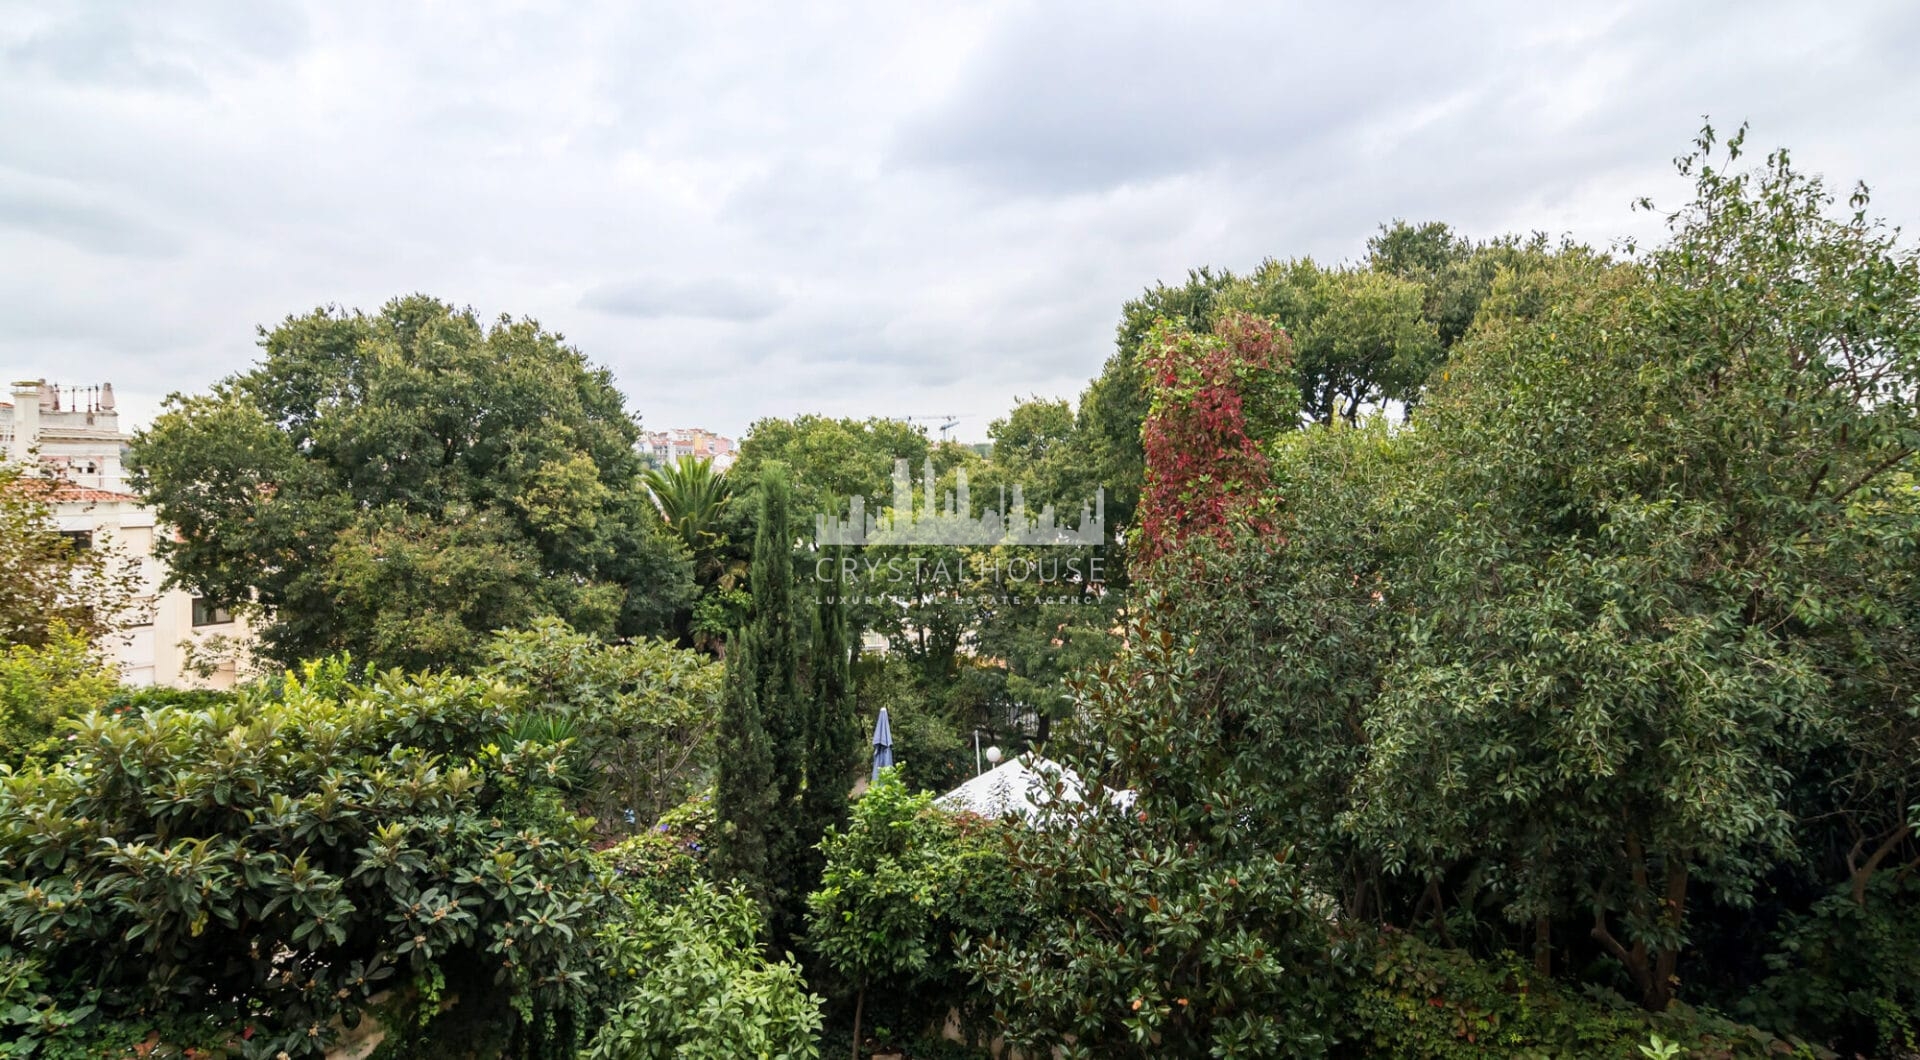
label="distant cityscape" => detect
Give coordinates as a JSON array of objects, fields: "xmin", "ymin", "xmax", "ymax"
[{"xmin": 644, "ymin": 427, "xmax": 736, "ymax": 470}]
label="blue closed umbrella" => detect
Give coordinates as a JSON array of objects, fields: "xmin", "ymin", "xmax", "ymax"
[{"xmin": 870, "ymin": 707, "xmax": 893, "ymax": 782}]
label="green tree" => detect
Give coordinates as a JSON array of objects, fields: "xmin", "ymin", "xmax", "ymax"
[
  {"xmin": 643, "ymin": 455, "xmax": 745, "ymax": 653},
  {"xmin": 733, "ymin": 413, "xmax": 971, "ymax": 672},
  {"xmin": 987, "ymin": 398, "xmax": 1075, "ymax": 487},
  {"xmin": 1350, "ymin": 126, "xmax": 1920, "ymax": 1011},
  {"xmin": 711, "ymin": 620, "xmax": 776, "ymax": 908},
  {"xmin": 798, "ymin": 550, "xmax": 858, "ymax": 888},
  {"xmin": 128, "ymin": 295, "xmax": 693, "ymax": 672},
  {"xmin": 482, "ymin": 618, "xmax": 724, "ymax": 835},
  {"xmin": 1140, "ymin": 418, "xmax": 1409, "ymax": 927},
  {"xmin": 0, "ymin": 665, "xmax": 610, "ymax": 1058},
  {"xmin": 1368, "ymin": 220, "xmax": 1565, "ymax": 349},
  {"xmin": 808, "ymin": 771, "xmax": 1019, "ymax": 1059},
  {"xmin": 731, "ymin": 415, "xmax": 934, "ymax": 527},
  {"xmin": 964, "ymin": 618, "xmax": 1348, "ymax": 1058},
  {"xmin": 712, "ymin": 464, "xmax": 806, "ymax": 939},
  {"xmin": 585, "ymin": 882, "xmax": 822, "ymax": 1060},
  {"xmin": 0, "ymin": 623, "xmax": 118, "ymax": 766},
  {"xmin": 1226, "ymin": 258, "xmax": 1443, "ymax": 425},
  {"xmin": 643, "ymin": 455, "xmax": 738, "ymax": 593},
  {"xmin": 974, "ymin": 398, "xmax": 1122, "ymax": 739},
  {"xmin": 0, "ymin": 462, "xmax": 140, "ymax": 649}
]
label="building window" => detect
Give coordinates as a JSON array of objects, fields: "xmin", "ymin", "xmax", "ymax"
[
  {"xmin": 192, "ymin": 597, "xmax": 233, "ymax": 627},
  {"xmin": 58, "ymin": 530, "xmax": 92, "ymax": 552}
]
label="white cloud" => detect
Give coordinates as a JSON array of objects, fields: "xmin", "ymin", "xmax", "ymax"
[{"xmin": 0, "ymin": 0, "xmax": 1915, "ymax": 440}]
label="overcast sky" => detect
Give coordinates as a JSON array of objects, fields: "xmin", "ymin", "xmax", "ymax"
[{"xmin": 2, "ymin": 1, "xmax": 1916, "ymax": 442}]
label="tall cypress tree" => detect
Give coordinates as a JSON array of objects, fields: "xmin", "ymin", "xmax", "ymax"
[
  {"xmin": 715, "ymin": 470, "xmax": 860, "ymax": 946},
  {"xmin": 754, "ymin": 467, "xmax": 807, "ymax": 944},
  {"xmin": 713, "ymin": 466, "xmax": 798, "ymax": 916},
  {"xmin": 710, "ymin": 620, "xmax": 774, "ymax": 901},
  {"xmin": 799, "ymin": 545, "xmax": 858, "ymax": 889}
]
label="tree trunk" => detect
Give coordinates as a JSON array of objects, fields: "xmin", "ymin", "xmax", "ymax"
[
  {"xmin": 1591, "ymin": 909, "xmax": 1652, "ymax": 1006},
  {"xmin": 1346, "ymin": 872, "xmax": 1368, "ymax": 921},
  {"xmin": 1592, "ymin": 831, "xmax": 1692, "ymax": 1012},
  {"xmin": 851, "ymin": 984, "xmax": 865, "ymax": 1060},
  {"xmin": 1849, "ymin": 823, "xmax": 1912, "ymax": 905},
  {"xmin": 1645, "ymin": 858, "xmax": 1689, "ymax": 1011},
  {"xmin": 1533, "ymin": 914, "xmax": 1551, "ymax": 978}
]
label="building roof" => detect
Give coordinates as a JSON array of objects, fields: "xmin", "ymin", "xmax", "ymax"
[
  {"xmin": 936, "ymin": 754, "xmax": 1135, "ymax": 823},
  {"xmin": 3, "ymin": 477, "xmax": 139, "ymax": 504}
]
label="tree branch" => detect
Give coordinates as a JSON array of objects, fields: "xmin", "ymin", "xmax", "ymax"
[
  {"xmin": 1827, "ymin": 447, "xmax": 1915, "ymax": 506},
  {"xmin": 1852, "ymin": 823, "xmax": 1914, "ymax": 905}
]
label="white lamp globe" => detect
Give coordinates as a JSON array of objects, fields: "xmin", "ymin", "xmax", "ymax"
[{"xmin": 984, "ymin": 745, "xmax": 1003, "ymax": 765}]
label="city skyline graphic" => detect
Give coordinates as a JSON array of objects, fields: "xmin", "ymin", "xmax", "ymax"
[{"xmin": 815, "ymin": 458, "xmax": 1105, "ymax": 547}]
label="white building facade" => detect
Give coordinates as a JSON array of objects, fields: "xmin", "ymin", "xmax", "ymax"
[{"xmin": 4, "ymin": 379, "xmax": 253, "ymax": 689}]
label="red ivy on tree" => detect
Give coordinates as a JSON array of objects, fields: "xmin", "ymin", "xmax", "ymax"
[{"xmin": 1136, "ymin": 311, "xmax": 1296, "ymax": 572}]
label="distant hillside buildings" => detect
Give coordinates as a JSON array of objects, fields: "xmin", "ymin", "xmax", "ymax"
[
  {"xmin": 645, "ymin": 428, "xmax": 736, "ymax": 470},
  {"xmin": 2, "ymin": 380, "xmax": 253, "ymax": 689}
]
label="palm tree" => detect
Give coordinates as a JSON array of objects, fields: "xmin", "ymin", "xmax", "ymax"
[
  {"xmin": 644, "ymin": 455, "xmax": 743, "ymax": 653},
  {"xmin": 643, "ymin": 454, "xmax": 734, "ymax": 566}
]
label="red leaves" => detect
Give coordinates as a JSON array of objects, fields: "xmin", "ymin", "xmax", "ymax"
[{"xmin": 1137, "ymin": 311, "xmax": 1291, "ymax": 571}]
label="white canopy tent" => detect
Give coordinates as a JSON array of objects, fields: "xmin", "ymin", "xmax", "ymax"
[{"xmin": 935, "ymin": 754, "xmax": 1134, "ymax": 824}]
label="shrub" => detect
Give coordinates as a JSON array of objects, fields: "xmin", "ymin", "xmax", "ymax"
[
  {"xmin": 1355, "ymin": 929, "xmax": 1827, "ymax": 1059},
  {"xmin": 583, "ymin": 881, "xmax": 822, "ymax": 1059},
  {"xmin": 807, "ymin": 769, "xmax": 1021, "ymax": 1054},
  {"xmin": 484, "ymin": 617, "xmax": 724, "ymax": 835},
  {"xmin": 963, "ymin": 619, "xmax": 1353, "ymax": 1059},
  {"xmin": 0, "ymin": 665, "xmax": 610, "ymax": 1058},
  {"xmin": 602, "ymin": 788, "xmax": 714, "ymax": 905},
  {"xmin": 102, "ymin": 685, "xmax": 235, "ymax": 717},
  {"xmin": 0, "ymin": 944, "xmax": 110, "ymax": 1059},
  {"xmin": 0, "ymin": 625, "xmax": 117, "ymax": 766},
  {"xmin": 1742, "ymin": 877, "xmax": 1920, "ymax": 1057}
]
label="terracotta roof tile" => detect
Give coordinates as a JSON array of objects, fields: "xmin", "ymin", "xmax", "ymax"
[{"xmin": 3, "ymin": 478, "xmax": 139, "ymax": 504}]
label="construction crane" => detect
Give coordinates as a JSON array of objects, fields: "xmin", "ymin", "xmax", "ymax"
[{"xmin": 901, "ymin": 413, "xmax": 966, "ymax": 441}]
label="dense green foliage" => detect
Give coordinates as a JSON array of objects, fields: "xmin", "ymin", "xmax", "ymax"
[
  {"xmin": 731, "ymin": 416, "xmax": 935, "ymax": 527},
  {"xmin": 1352, "ymin": 929, "xmax": 1817, "ymax": 1058},
  {"xmin": 602, "ymin": 789, "xmax": 714, "ymax": 907},
  {"xmin": 6, "ymin": 127, "xmax": 1914, "ymax": 1059},
  {"xmin": 1340, "ymin": 128, "xmax": 1920, "ymax": 1023},
  {"xmin": 1741, "ymin": 877, "xmax": 1920, "ymax": 1053},
  {"xmin": 643, "ymin": 455, "xmax": 743, "ymax": 652},
  {"xmin": 711, "ymin": 465, "xmax": 795, "ymax": 928},
  {"xmin": 800, "ymin": 553, "xmax": 860, "ymax": 890},
  {"xmin": 734, "ymin": 410, "xmax": 1117, "ymax": 751},
  {"xmin": 0, "ymin": 661, "xmax": 609, "ymax": 1057},
  {"xmin": 127, "ymin": 295, "xmax": 694, "ymax": 671},
  {"xmin": 965, "ymin": 619, "xmax": 1351, "ymax": 1059},
  {"xmin": 584, "ymin": 881, "xmax": 822, "ymax": 1060},
  {"xmin": 0, "ymin": 625, "xmax": 118, "ymax": 767},
  {"xmin": 967, "ymin": 127, "xmax": 1919, "ymax": 1056},
  {"xmin": 643, "ymin": 455, "xmax": 736, "ymax": 581},
  {"xmin": 482, "ymin": 617, "xmax": 723, "ymax": 835},
  {"xmin": 710, "ymin": 465, "xmax": 865, "ymax": 947},
  {"xmin": 807, "ymin": 771, "xmax": 1019, "ymax": 1055}
]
